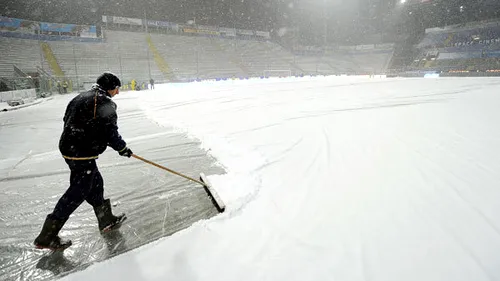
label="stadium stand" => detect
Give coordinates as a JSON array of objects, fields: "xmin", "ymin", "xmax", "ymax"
[
  {"xmin": 46, "ymin": 30, "xmax": 164, "ymax": 88},
  {"xmin": 293, "ymin": 44, "xmax": 394, "ymax": 75},
  {"xmin": 148, "ymin": 33, "xmax": 248, "ymax": 80},
  {"xmin": 410, "ymin": 20, "xmax": 500, "ymax": 72},
  {"xmin": 0, "ymin": 15, "xmax": 396, "ymax": 93},
  {"xmin": 0, "ymin": 37, "xmax": 44, "ymax": 77}
]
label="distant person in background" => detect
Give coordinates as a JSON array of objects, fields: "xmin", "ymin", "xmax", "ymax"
[
  {"xmin": 131, "ymin": 79, "xmax": 137, "ymax": 91},
  {"xmin": 33, "ymin": 72, "xmax": 132, "ymax": 251},
  {"xmin": 149, "ymin": 78, "xmax": 155, "ymax": 89},
  {"xmin": 62, "ymin": 81, "xmax": 68, "ymax": 94},
  {"xmin": 0, "ymin": 81, "xmax": 9, "ymax": 92},
  {"xmin": 57, "ymin": 81, "xmax": 63, "ymax": 94}
]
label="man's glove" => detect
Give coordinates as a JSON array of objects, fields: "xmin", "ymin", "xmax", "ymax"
[{"xmin": 119, "ymin": 147, "xmax": 133, "ymax": 158}]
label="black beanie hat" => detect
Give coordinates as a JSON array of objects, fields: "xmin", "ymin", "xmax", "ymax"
[{"xmin": 96, "ymin": 72, "xmax": 121, "ymax": 91}]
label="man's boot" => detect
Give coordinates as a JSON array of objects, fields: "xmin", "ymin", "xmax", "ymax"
[
  {"xmin": 93, "ymin": 199, "xmax": 126, "ymax": 233},
  {"xmin": 34, "ymin": 215, "xmax": 72, "ymax": 250}
]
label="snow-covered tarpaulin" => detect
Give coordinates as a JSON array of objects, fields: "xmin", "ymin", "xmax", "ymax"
[
  {"xmin": 0, "ymin": 93, "xmax": 223, "ymax": 281},
  {"xmin": 3, "ymin": 76, "xmax": 500, "ymax": 281}
]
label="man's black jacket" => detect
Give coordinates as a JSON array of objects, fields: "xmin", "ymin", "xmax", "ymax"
[{"xmin": 59, "ymin": 86, "xmax": 126, "ymax": 160}]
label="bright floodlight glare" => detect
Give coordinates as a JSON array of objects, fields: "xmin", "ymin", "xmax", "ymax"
[{"xmin": 400, "ymin": 0, "xmax": 406, "ymax": 3}]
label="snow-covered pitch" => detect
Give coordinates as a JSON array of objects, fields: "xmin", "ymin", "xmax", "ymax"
[{"xmin": 33, "ymin": 76, "xmax": 500, "ymax": 280}]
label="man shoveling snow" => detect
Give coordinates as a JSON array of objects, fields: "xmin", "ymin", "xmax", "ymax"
[{"xmin": 34, "ymin": 72, "xmax": 133, "ymax": 251}]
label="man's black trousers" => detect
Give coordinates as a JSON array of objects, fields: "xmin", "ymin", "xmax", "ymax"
[{"xmin": 50, "ymin": 159, "xmax": 105, "ymax": 221}]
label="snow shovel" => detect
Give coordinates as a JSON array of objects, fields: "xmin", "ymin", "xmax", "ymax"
[{"xmin": 131, "ymin": 154, "xmax": 225, "ymax": 213}]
